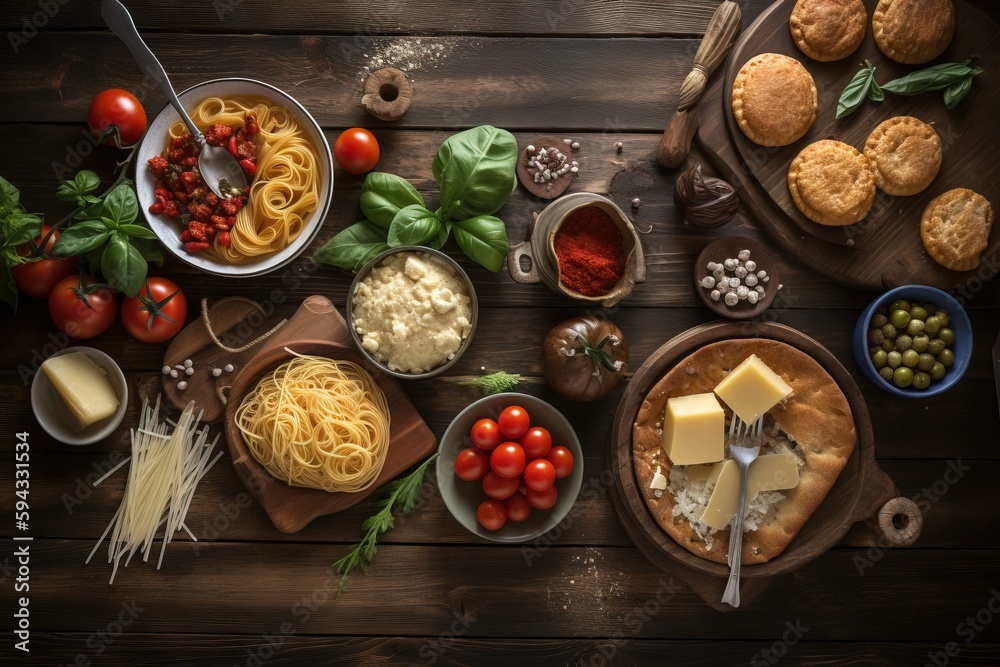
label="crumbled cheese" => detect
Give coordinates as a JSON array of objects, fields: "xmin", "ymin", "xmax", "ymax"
[
  {"xmin": 352, "ymin": 252, "xmax": 472, "ymax": 374},
  {"xmin": 649, "ymin": 467, "xmax": 667, "ymax": 491}
]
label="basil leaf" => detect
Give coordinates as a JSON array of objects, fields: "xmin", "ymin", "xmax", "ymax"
[
  {"xmin": 943, "ymin": 76, "xmax": 974, "ymax": 109},
  {"xmin": 360, "ymin": 172, "xmax": 425, "ymax": 229},
  {"xmin": 867, "ymin": 77, "xmax": 885, "ymax": 102},
  {"xmin": 118, "ymin": 223, "xmax": 159, "ymax": 240},
  {"xmin": 57, "ymin": 170, "xmax": 102, "ymax": 202},
  {"xmin": 426, "ymin": 218, "xmax": 452, "ymax": 250},
  {"xmin": 2, "ymin": 212, "xmax": 42, "ymax": 248},
  {"xmin": 102, "ymin": 184, "xmax": 139, "ymax": 225},
  {"xmin": 451, "ymin": 215, "xmax": 508, "ymax": 272},
  {"xmin": 836, "ymin": 61, "xmax": 876, "ymax": 119},
  {"xmin": 51, "ymin": 220, "xmax": 110, "ymax": 257},
  {"xmin": 387, "ymin": 205, "xmax": 442, "ymax": 247},
  {"xmin": 100, "ymin": 233, "xmax": 147, "ymax": 297},
  {"xmin": 131, "ymin": 236, "xmax": 164, "ymax": 266},
  {"xmin": 882, "ymin": 62, "xmax": 981, "ymax": 95},
  {"xmin": 0, "ymin": 176, "xmax": 18, "ymax": 207},
  {"xmin": 432, "ymin": 125, "xmax": 517, "ymax": 220},
  {"xmin": 314, "ymin": 221, "xmax": 390, "ymax": 271}
]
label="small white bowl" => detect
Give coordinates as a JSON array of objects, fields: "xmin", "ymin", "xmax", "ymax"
[
  {"xmin": 136, "ymin": 78, "xmax": 334, "ymax": 278},
  {"xmin": 31, "ymin": 347, "xmax": 128, "ymax": 446}
]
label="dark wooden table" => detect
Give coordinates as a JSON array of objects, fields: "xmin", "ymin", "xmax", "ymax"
[{"xmin": 2, "ymin": 1, "xmax": 999, "ymax": 664}]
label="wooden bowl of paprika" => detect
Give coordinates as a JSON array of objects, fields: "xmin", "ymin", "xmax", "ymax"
[{"xmin": 507, "ymin": 193, "xmax": 646, "ymax": 307}]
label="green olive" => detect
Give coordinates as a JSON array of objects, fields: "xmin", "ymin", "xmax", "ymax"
[
  {"xmin": 938, "ymin": 348, "xmax": 955, "ymax": 367},
  {"xmin": 869, "ymin": 329, "xmax": 885, "ymax": 346},
  {"xmin": 893, "ymin": 366, "xmax": 914, "ymax": 387},
  {"xmin": 887, "ymin": 350, "xmax": 902, "ymax": 368},
  {"xmin": 936, "ymin": 310, "xmax": 950, "ymax": 327},
  {"xmin": 927, "ymin": 338, "xmax": 946, "ymax": 355},
  {"xmin": 909, "ymin": 305, "xmax": 928, "ymax": 321},
  {"xmin": 890, "ymin": 309, "xmax": 911, "ymax": 329},
  {"xmin": 917, "ymin": 353, "xmax": 935, "ymax": 372},
  {"xmin": 889, "ymin": 299, "xmax": 911, "ymax": 313},
  {"xmin": 930, "ymin": 362, "xmax": 946, "ymax": 380},
  {"xmin": 881, "ymin": 339, "xmax": 897, "ymax": 353},
  {"xmin": 902, "ymin": 349, "xmax": 919, "ymax": 367},
  {"xmin": 938, "ymin": 328, "xmax": 955, "ymax": 346},
  {"xmin": 872, "ymin": 313, "xmax": 888, "ymax": 328},
  {"xmin": 882, "ymin": 323, "xmax": 898, "ymax": 339},
  {"xmin": 872, "ymin": 349, "xmax": 888, "ymax": 369},
  {"xmin": 912, "ymin": 333, "xmax": 929, "ymax": 352},
  {"xmin": 912, "ymin": 372, "xmax": 931, "ymax": 389},
  {"xmin": 895, "ymin": 334, "xmax": 913, "ymax": 351},
  {"xmin": 906, "ymin": 319, "xmax": 925, "ymax": 336},
  {"xmin": 879, "ymin": 367, "xmax": 895, "ymax": 381},
  {"xmin": 924, "ymin": 316, "xmax": 942, "ymax": 334}
]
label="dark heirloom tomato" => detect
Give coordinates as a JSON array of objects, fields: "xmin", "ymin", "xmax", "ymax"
[{"xmin": 542, "ymin": 316, "xmax": 628, "ymax": 401}]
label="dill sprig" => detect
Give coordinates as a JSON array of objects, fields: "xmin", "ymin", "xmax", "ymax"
[{"xmin": 458, "ymin": 370, "xmax": 521, "ymax": 396}]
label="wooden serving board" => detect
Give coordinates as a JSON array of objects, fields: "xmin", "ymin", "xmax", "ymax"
[
  {"xmin": 607, "ymin": 321, "xmax": 921, "ymax": 611},
  {"xmin": 695, "ymin": 0, "xmax": 1000, "ymax": 290},
  {"xmin": 162, "ymin": 295, "xmax": 352, "ymax": 423},
  {"xmin": 223, "ymin": 339, "xmax": 437, "ymax": 533}
]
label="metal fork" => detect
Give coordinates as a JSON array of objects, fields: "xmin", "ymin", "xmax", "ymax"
[{"xmin": 721, "ymin": 414, "xmax": 763, "ymax": 608}]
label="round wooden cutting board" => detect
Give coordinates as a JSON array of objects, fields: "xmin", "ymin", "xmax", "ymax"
[
  {"xmin": 696, "ymin": 0, "xmax": 1000, "ymax": 290},
  {"xmin": 607, "ymin": 321, "xmax": 918, "ymax": 610}
]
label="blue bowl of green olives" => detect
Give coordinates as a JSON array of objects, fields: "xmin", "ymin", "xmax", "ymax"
[{"xmin": 853, "ymin": 285, "xmax": 972, "ymax": 397}]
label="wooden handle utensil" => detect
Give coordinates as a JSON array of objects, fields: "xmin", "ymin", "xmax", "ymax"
[{"xmin": 657, "ymin": 1, "xmax": 742, "ymax": 169}]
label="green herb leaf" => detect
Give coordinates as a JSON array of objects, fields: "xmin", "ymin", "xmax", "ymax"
[
  {"xmin": 333, "ymin": 452, "xmax": 439, "ymax": 596},
  {"xmin": 1, "ymin": 212, "xmax": 42, "ymax": 248},
  {"xmin": 313, "ymin": 220, "xmax": 390, "ymax": 271},
  {"xmin": 457, "ymin": 370, "xmax": 521, "ymax": 396},
  {"xmin": 0, "ymin": 176, "xmax": 19, "ymax": 207},
  {"xmin": 132, "ymin": 236, "xmax": 164, "ymax": 266},
  {"xmin": 451, "ymin": 215, "xmax": 509, "ymax": 272},
  {"xmin": 100, "ymin": 233, "xmax": 147, "ymax": 297},
  {"xmin": 836, "ymin": 60, "xmax": 878, "ymax": 119},
  {"xmin": 117, "ymin": 223, "xmax": 159, "ymax": 240},
  {"xmin": 882, "ymin": 59, "xmax": 982, "ymax": 95},
  {"xmin": 57, "ymin": 170, "xmax": 102, "ymax": 203},
  {"xmin": 360, "ymin": 172, "xmax": 425, "ymax": 229},
  {"xmin": 433, "ymin": 125, "xmax": 517, "ymax": 220},
  {"xmin": 101, "ymin": 184, "xmax": 139, "ymax": 225},
  {"xmin": 867, "ymin": 76, "xmax": 885, "ymax": 102},
  {"xmin": 426, "ymin": 217, "xmax": 452, "ymax": 251},
  {"xmin": 943, "ymin": 76, "xmax": 974, "ymax": 109},
  {"xmin": 51, "ymin": 220, "xmax": 110, "ymax": 257},
  {"xmin": 387, "ymin": 205, "xmax": 441, "ymax": 247}
]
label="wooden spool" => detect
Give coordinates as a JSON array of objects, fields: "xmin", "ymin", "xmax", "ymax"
[{"xmin": 608, "ymin": 321, "xmax": 919, "ymax": 610}]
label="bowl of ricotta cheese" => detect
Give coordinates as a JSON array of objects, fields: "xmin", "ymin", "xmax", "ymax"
[{"xmin": 346, "ymin": 246, "xmax": 478, "ymax": 379}]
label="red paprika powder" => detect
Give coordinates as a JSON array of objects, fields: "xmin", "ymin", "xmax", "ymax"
[{"xmin": 552, "ymin": 206, "xmax": 625, "ymax": 296}]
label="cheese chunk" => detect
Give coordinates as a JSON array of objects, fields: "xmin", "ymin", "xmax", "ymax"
[
  {"xmin": 661, "ymin": 393, "xmax": 724, "ymax": 465},
  {"xmin": 700, "ymin": 453, "xmax": 800, "ymax": 530},
  {"xmin": 713, "ymin": 354, "xmax": 793, "ymax": 424},
  {"xmin": 42, "ymin": 352, "xmax": 119, "ymax": 429},
  {"xmin": 683, "ymin": 464, "xmax": 715, "ymax": 482}
]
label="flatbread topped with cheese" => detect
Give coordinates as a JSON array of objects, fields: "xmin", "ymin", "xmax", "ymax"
[{"xmin": 632, "ymin": 338, "xmax": 856, "ymax": 564}]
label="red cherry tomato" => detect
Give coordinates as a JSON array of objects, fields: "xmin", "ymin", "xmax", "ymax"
[
  {"xmin": 454, "ymin": 448, "xmax": 490, "ymax": 481},
  {"xmin": 48, "ymin": 274, "xmax": 118, "ymax": 340},
  {"xmin": 547, "ymin": 446, "xmax": 575, "ymax": 479},
  {"xmin": 12, "ymin": 225, "xmax": 76, "ymax": 299},
  {"xmin": 482, "ymin": 471, "xmax": 519, "ymax": 500},
  {"xmin": 120, "ymin": 277, "xmax": 187, "ymax": 343},
  {"xmin": 523, "ymin": 459, "xmax": 556, "ymax": 492},
  {"xmin": 526, "ymin": 484, "xmax": 558, "ymax": 510},
  {"xmin": 520, "ymin": 426, "xmax": 552, "ymax": 459},
  {"xmin": 504, "ymin": 492, "xmax": 532, "ymax": 523},
  {"xmin": 470, "ymin": 418, "xmax": 502, "ymax": 451},
  {"xmin": 497, "ymin": 405, "xmax": 530, "ymax": 439},
  {"xmin": 490, "ymin": 442, "xmax": 526, "ymax": 479},
  {"xmin": 477, "ymin": 499, "xmax": 507, "ymax": 531},
  {"xmin": 333, "ymin": 127, "xmax": 380, "ymax": 174},
  {"xmin": 88, "ymin": 88, "xmax": 147, "ymax": 146}
]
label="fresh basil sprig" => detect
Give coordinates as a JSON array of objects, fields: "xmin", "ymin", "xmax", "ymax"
[
  {"xmin": 881, "ymin": 58, "xmax": 983, "ymax": 96},
  {"xmin": 315, "ymin": 125, "xmax": 516, "ymax": 273},
  {"xmin": 0, "ymin": 175, "xmax": 43, "ymax": 310},
  {"xmin": 836, "ymin": 60, "xmax": 884, "ymax": 119}
]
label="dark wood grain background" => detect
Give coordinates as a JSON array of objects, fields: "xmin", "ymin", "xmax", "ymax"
[{"xmin": 1, "ymin": 1, "xmax": 998, "ymax": 664}]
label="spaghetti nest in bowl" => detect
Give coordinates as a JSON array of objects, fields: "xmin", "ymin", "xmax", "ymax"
[
  {"xmin": 632, "ymin": 339, "xmax": 856, "ymax": 565},
  {"xmin": 235, "ymin": 353, "xmax": 391, "ymax": 493}
]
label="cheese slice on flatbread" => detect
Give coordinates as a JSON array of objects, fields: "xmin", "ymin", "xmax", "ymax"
[{"xmin": 632, "ymin": 339, "xmax": 856, "ymax": 564}]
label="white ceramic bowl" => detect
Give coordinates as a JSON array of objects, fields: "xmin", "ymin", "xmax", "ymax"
[
  {"xmin": 30, "ymin": 347, "xmax": 128, "ymax": 446},
  {"xmin": 136, "ymin": 78, "xmax": 334, "ymax": 277}
]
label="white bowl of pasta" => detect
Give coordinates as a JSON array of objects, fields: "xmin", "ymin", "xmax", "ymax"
[{"xmin": 136, "ymin": 78, "xmax": 333, "ymax": 277}]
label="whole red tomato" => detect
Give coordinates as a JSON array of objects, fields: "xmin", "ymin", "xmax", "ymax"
[
  {"xmin": 48, "ymin": 274, "xmax": 118, "ymax": 340},
  {"xmin": 504, "ymin": 492, "xmax": 532, "ymax": 523},
  {"xmin": 454, "ymin": 448, "xmax": 490, "ymax": 482},
  {"xmin": 12, "ymin": 225, "xmax": 76, "ymax": 299},
  {"xmin": 477, "ymin": 499, "xmax": 507, "ymax": 531},
  {"xmin": 88, "ymin": 88, "xmax": 147, "ymax": 146},
  {"xmin": 333, "ymin": 128, "xmax": 380, "ymax": 174},
  {"xmin": 120, "ymin": 277, "xmax": 187, "ymax": 343}
]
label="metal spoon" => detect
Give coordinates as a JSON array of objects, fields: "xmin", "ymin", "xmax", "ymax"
[{"xmin": 101, "ymin": 0, "xmax": 248, "ymax": 198}]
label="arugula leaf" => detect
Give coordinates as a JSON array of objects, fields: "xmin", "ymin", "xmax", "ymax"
[
  {"xmin": 387, "ymin": 205, "xmax": 441, "ymax": 247},
  {"xmin": 451, "ymin": 215, "xmax": 509, "ymax": 272},
  {"xmin": 360, "ymin": 172, "xmax": 425, "ymax": 229},
  {"xmin": 101, "ymin": 183, "xmax": 138, "ymax": 226},
  {"xmin": 313, "ymin": 221, "xmax": 390, "ymax": 271},
  {"xmin": 100, "ymin": 232, "xmax": 147, "ymax": 297},
  {"xmin": 432, "ymin": 125, "xmax": 517, "ymax": 220},
  {"xmin": 51, "ymin": 220, "xmax": 110, "ymax": 257}
]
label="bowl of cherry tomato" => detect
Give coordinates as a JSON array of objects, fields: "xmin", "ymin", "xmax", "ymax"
[{"xmin": 436, "ymin": 393, "xmax": 583, "ymax": 543}]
